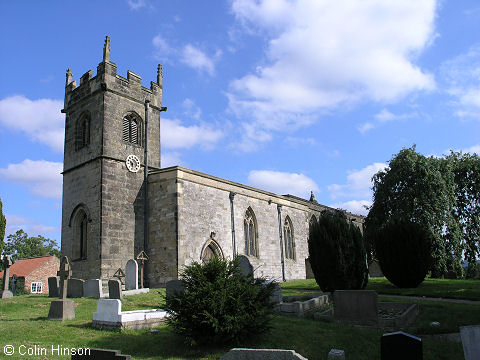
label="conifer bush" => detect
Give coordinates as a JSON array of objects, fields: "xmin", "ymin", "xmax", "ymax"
[
  {"xmin": 308, "ymin": 210, "xmax": 368, "ymax": 292},
  {"xmin": 373, "ymin": 218, "xmax": 433, "ymax": 288},
  {"xmin": 164, "ymin": 256, "xmax": 276, "ymax": 345}
]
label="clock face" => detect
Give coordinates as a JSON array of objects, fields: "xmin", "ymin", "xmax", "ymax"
[{"xmin": 126, "ymin": 154, "xmax": 140, "ymax": 173}]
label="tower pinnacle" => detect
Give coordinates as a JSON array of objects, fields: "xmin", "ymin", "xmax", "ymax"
[{"xmin": 103, "ymin": 36, "xmax": 111, "ymax": 62}]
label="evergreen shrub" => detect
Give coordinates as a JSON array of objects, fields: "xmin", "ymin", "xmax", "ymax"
[
  {"xmin": 164, "ymin": 256, "xmax": 276, "ymax": 345},
  {"xmin": 308, "ymin": 210, "xmax": 368, "ymax": 292},
  {"xmin": 374, "ymin": 218, "xmax": 433, "ymax": 288}
]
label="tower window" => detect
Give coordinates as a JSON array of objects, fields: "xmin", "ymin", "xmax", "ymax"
[
  {"xmin": 75, "ymin": 114, "xmax": 90, "ymax": 150},
  {"xmin": 284, "ymin": 216, "xmax": 295, "ymax": 260},
  {"xmin": 244, "ymin": 207, "xmax": 258, "ymax": 257},
  {"xmin": 72, "ymin": 209, "xmax": 88, "ymax": 260},
  {"xmin": 123, "ymin": 114, "xmax": 141, "ymax": 145}
]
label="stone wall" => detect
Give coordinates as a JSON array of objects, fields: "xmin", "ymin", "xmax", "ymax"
[{"xmin": 25, "ymin": 257, "xmax": 60, "ymax": 294}]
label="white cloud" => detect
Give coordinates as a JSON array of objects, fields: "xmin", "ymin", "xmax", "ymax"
[
  {"xmin": 152, "ymin": 34, "xmax": 221, "ymax": 76},
  {"xmin": 229, "ymin": 0, "xmax": 436, "ymax": 142},
  {"xmin": 358, "ymin": 108, "xmax": 415, "ymax": 133},
  {"xmin": 330, "ymin": 200, "xmax": 371, "ymax": 216},
  {"xmin": 161, "ymin": 152, "xmax": 183, "ymax": 168},
  {"xmin": 0, "ymin": 159, "xmax": 63, "ymax": 199},
  {"xmin": 127, "ymin": 0, "xmax": 147, "ymax": 10},
  {"xmin": 463, "ymin": 144, "xmax": 480, "ymax": 155},
  {"xmin": 5, "ymin": 214, "xmax": 60, "ymax": 238},
  {"xmin": 161, "ymin": 118, "xmax": 223, "ymax": 150},
  {"xmin": 247, "ymin": 170, "xmax": 319, "ymax": 199},
  {"xmin": 182, "ymin": 98, "xmax": 202, "ymax": 121},
  {"xmin": 328, "ymin": 162, "xmax": 387, "ymax": 200},
  {"xmin": 0, "ymin": 95, "xmax": 64, "ymax": 152}
]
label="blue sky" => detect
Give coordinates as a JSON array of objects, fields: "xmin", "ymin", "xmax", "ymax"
[{"xmin": 1, "ymin": 0, "xmax": 480, "ymax": 245}]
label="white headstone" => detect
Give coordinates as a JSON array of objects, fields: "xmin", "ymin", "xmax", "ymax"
[
  {"xmin": 460, "ymin": 325, "xmax": 480, "ymax": 360},
  {"xmin": 125, "ymin": 259, "xmax": 138, "ymax": 290}
]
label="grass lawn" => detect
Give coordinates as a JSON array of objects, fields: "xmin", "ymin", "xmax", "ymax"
[
  {"xmin": 282, "ymin": 277, "xmax": 480, "ymax": 301},
  {"xmin": 0, "ymin": 288, "xmax": 468, "ymax": 359}
]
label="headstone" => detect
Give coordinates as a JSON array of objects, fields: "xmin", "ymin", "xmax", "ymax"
[
  {"xmin": 166, "ymin": 280, "xmax": 185, "ymax": 298},
  {"xmin": 83, "ymin": 279, "xmax": 103, "ymax": 298},
  {"xmin": 381, "ymin": 331, "xmax": 422, "ymax": 360},
  {"xmin": 11, "ymin": 274, "xmax": 17, "ymax": 296},
  {"xmin": 237, "ymin": 255, "xmax": 253, "ymax": 277},
  {"xmin": 48, "ymin": 256, "xmax": 75, "ymax": 320},
  {"xmin": 221, "ymin": 348, "xmax": 308, "ymax": 360},
  {"xmin": 67, "ymin": 278, "xmax": 85, "ymax": 298},
  {"xmin": 125, "ymin": 259, "xmax": 138, "ymax": 290},
  {"xmin": 1, "ymin": 255, "xmax": 14, "ymax": 298},
  {"xmin": 48, "ymin": 277, "xmax": 60, "ymax": 297},
  {"xmin": 113, "ymin": 268, "xmax": 125, "ymax": 285},
  {"xmin": 460, "ymin": 325, "xmax": 480, "ymax": 360},
  {"xmin": 108, "ymin": 279, "xmax": 123, "ymax": 300},
  {"xmin": 136, "ymin": 251, "xmax": 149, "ymax": 289},
  {"xmin": 333, "ymin": 290, "xmax": 378, "ymax": 326},
  {"xmin": 328, "ymin": 349, "xmax": 345, "ymax": 360},
  {"xmin": 71, "ymin": 348, "xmax": 131, "ymax": 359}
]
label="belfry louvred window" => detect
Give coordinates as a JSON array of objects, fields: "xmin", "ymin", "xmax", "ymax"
[{"xmin": 123, "ymin": 114, "xmax": 140, "ymax": 145}]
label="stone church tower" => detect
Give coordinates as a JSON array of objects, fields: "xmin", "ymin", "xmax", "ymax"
[{"xmin": 61, "ymin": 36, "xmax": 164, "ymax": 280}]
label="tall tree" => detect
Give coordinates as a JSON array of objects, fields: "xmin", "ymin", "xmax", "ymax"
[
  {"xmin": 2, "ymin": 229, "xmax": 60, "ymax": 261},
  {"xmin": 0, "ymin": 198, "xmax": 5, "ymax": 257}
]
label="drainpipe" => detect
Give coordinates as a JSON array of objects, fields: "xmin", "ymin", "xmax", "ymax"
[
  {"xmin": 229, "ymin": 192, "xmax": 236, "ymax": 258},
  {"xmin": 144, "ymin": 100, "xmax": 150, "ymax": 253},
  {"xmin": 277, "ymin": 204, "xmax": 286, "ymax": 281}
]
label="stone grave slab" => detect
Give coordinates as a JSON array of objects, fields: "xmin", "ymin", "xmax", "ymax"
[
  {"xmin": 166, "ymin": 280, "xmax": 185, "ymax": 298},
  {"xmin": 71, "ymin": 348, "xmax": 131, "ymax": 359},
  {"xmin": 237, "ymin": 255, "xmax": 253, "ymax": 277},
  {"xmin": 333, "ymin": 290, "xmax": 378, "ymax": 326},
  {"xmin": 381, "ymin": 331, "xmax": 422, "ymax": 360},
  {"xmin": 221, "ymin": 348, "xmax": 308, "ymax": 360},
  {"xmin": 460, "ymin": 325, "xmax": 480, "ymax": 360},
  {"xmin": 84, "ymin": 279, "xmax": 103, "ymax": 298},
  {"xmin": 109, "ymin": 279, "xmax": 123, "ymax": 300},
  {"xmin": 67, "ymin": 278, "xmax": 85, "ymax": 298},
  {"xmin": 125, "ymin": 259, "xmax": 138, "ymax": 290},
  {"xmin": 48, "ymin": 277, "xmax": 59, "ymax": 297}
]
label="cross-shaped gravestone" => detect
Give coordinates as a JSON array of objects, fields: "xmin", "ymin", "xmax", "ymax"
[
  {"xmin": 1, "ymin": 255, "xmax": 13, "ymax": 298},
  {"xmin": 136, "ymin": 251, "xmax": 149, "ymax": 289},
  {"xmin": 57, "ymin": 256, "xmax": 72, "ymax": 299},
  {"xmin": 11, "ymin": 274, "xmax": 17, "ymax": 296},
  {"xmin": 113, "ymin": 268, "xmax": 126, "ymax": 286}
]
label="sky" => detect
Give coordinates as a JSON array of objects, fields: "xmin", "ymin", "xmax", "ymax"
[{"xmin": 1, "ymin": 0, "xmax": 480, "ymax": 245}]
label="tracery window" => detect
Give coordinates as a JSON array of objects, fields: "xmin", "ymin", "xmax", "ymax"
[
  {"xmin": 123, "ymin": 113, "xmax": 141, "ymax": 145},
  {"xmin": 75, "ymin": 114, "xmax": 90, "ymax": 150},
  {"xmin": 244, "ymin": 207, "xmax": 258, "ymax": 257},
  {"xmin": 284, "ymin": 216, "xmax": 295, "ymax": 260}
]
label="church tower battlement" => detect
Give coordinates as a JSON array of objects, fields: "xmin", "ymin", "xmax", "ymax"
[{"xmin": 61, "ymin": 36, "xmax": 163, "ymax": 281}]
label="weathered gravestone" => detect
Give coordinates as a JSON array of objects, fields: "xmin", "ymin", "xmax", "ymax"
[
  {"xmin": 166, "ymin": 280, "xmax": 185, "ymax": 298},
  {"xmin": 460, "ymin": 325, "xmax": 480, "ymax": 360},
  {"xmin": 48, "ymin": 256, "xmax": 75, "ymax": 320},
  {"xmin": 136, "ymin": 251, "xmax": 149, "ymax": 289},
  {"xmin": 381, "ymin": 331, "xmax": 422, "ymax": 360},
  {"xmin": 48, "ymin": 277, "xmax": 60, "ymax": 297},
  {"xmin": 11, "ymin": 274, "xmax": 17, "ymax": 296},
  {"xmin": 108, "ymin": 279, "xmax": 123, "ymax": 300},
  {"xmin": 113, "ymin": 268, "xmax": 125, "ymax": 286},
  {"xmin": 67, "ymin": 278, "xmax": 85, "ymax": 298},
  {"xmin": 1, "ymin": 255, "xmax": 14, "ymax": 298},
  {"xmin": 71, "ymin": 348, "xmax": 131, "ymax": 359},
  {"xmin": 333, "ymin": 290, "xmax": 378, "ymax": 326},
  {"xmin": 125, "ymin": 259, "xmax": 138, "ymax": 290},
  {"xmin": 84, "ymin": 279, "xmax": 103, "ymax": 298},
  {"xmin": 237, "ymin": 255, "xmax": 253, "ymax": 277},
  {"xmin": 221, "ymin": 348, "xmax": 308, "ymax": 360}
]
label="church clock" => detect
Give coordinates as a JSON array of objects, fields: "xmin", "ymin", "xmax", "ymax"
[{"xmin": 126, "ymin": 154, "xmax": 140, "ymax": 173}]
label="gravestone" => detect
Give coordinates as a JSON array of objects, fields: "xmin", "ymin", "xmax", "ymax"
[
  {"xmin": 109, "ymin": 279, "xmax": 123, "ymax": 300},
  {"xmin": 381, "ymin": 331, "xmax": 422, "ymax": 360},
  {"xmin": 221, "ymin": 348, "xmax": 308, "ymax": 360},
  {"xmin": 48, "ymin": 256, "xmax": 75, "ymax": 320},
  {"xmin": 67, "ymin": 278, "xmax": 85, "ymax": 298},
  {"xmin": 11, "ymin": 274, "xmax": 17, "ymax": 296},
  {"xmin": 166, "ymin": 280, "xmax": 185, "ymax": 298},
  {"xmin": 136, "ymin": 251, "xmax": 149, "ymax": 289},
  {"xmin": 84, "ymin": 279, "xmax": 103, "ymax": 298},
  {"xmin": 113, "ymin": 268, "xmax": 125, "ymax": 286},
  {"xmin": 333, "ymin": 290, "xmax": 378, "ymax": 326},
  {"xmin": 237, "ymin": 255, "xmax": 253, "ymax": 277},
  {"xmin": 48, "ymin": 277, "xmax": 60, "ymax": 297},
  {"xmin": 460, "ymin": 325, "xmax": 480, "ymax": 360},
  {"xmin": 125, "ymin": 259, "xmax": 138, "ymax": 290},
  {"xmin": 1, "ymin": 255, "xmax": 14, "ymax": 298},
  {"xmin": 328, "ymin": 349, "xmax": 345, "ymax": 360},
  {"xmin": 71, "ymin": 348, "xmax": 131, "ymax": 359}
]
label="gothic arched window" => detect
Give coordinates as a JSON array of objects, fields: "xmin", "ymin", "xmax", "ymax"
[
  {"xmin": 123, "ymin": 113, "xmax": 141, "ymax": 145},
  {"xmin": 284, "ymin": 216, "xmax": 295, "ymax": 260},
  {"xmin": 244, "ymin": 207, "xmax": 258, "ymax": 257},
  {"xmin": 75, "ymin": 114, "xmax": 90, "ymax": 150},
  {"xmin": 73, "ymin": 209, "xmax": 88, "ymax": 260}
]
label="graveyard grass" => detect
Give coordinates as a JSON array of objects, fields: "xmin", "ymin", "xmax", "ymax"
[{"xmin": 0, "ymin": 289, "xmax": 471, "ymax": 359}]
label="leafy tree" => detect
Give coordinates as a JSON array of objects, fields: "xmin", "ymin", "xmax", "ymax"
[
  {"xmin": 373, "ymin": 218, "xmax": 433, "ymax": 288},
  {"xmin": 0, "ymin": 198, "xmax": 5, "ymax": 257},
  {"xmin": 308, "ymin": 210, "xmax": 368, "ymax": 292},
  {"xmin": 2, "ymin": 229, "xmax": 60, "ymax": 261},
  {"xmin": 164, "ymin": 256, "xmax": 276, "ymax": 346}
]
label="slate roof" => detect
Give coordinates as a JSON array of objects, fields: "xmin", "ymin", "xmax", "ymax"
[{"xmin": 0, "ymin": 256, "xmax": 57, "ymax": 278}]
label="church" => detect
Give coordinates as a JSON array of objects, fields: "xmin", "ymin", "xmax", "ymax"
[{"xmin": 61, "ymin": 37, "xmax": 364, "ymax": 287}]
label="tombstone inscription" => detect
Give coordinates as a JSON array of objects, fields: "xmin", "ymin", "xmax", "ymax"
[
  {"xmin": 0, "ymin": 255, "xmax": 13, "ymax": 298},
  {"xmin": 48, "ymin": 256, "xmax": 75, "ymax": 320}
]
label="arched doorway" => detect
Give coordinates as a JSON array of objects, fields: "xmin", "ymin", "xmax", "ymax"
[{"xmin": 200, "ymin": 232, "xmax": 224, "ymax": 262}]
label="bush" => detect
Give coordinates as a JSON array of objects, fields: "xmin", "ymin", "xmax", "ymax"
[
  {"xmin": 164, "ymin": 256, "xmax": 276, "ymax": 345},
  {"xmin": 308, "ymin": 210, "xmax": 368, "ymax": 292},
  {"xmin": 373, "ymin": 218, "xmax": 433, "ymax": 288}
]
